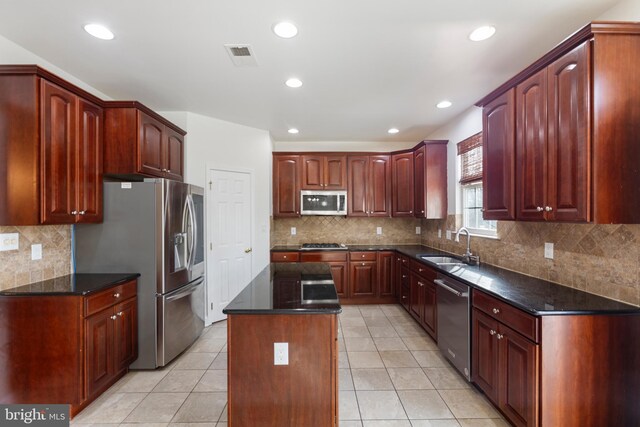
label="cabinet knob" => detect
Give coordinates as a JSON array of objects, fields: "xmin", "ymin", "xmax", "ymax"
[
  {"xmin": 117, "ymin": 311, "xmax": 124, "ymax": 317},
  {"xmin": 419, "ymin": 268, "xmax": 423, "ymax": 272},
  {"xmin": 402, "ymin": 296, "xmax": 407, "ymax": 299},
  {"xmin": 110, "ymin": 315, "xmax": 117, "ymax": 320},
  {"xmin": 492, "ymin": 308, "xmax": 500, "ymax": 314},
  {"xmin": 402, "ymin": 275, "xmax": 407, "ymax": 278},
  {"xmin": 536, "ymin": 206, "xmax": 544, "ymax": 212},
  {"xmin": 489, "ymin": 330, "xmax": 496, "ymax": 336},
  {"xmin": 114, "ymin": 293, "xmax": 121, "ymax": 298},
  {"xmin": 71, "ymin": 210, "xmax": 78, "ymax": 215},
  {"xmin": 545, "ymin": 206, "xmax": 553, "ymax": 212},
  {"xmin": 362, "ymin": 255, "xmax": 365, "ymax": 258},
  {"xmin": 167, "ymin": 169, "xmax": 171, "ymax": 173},
  {"xmin": 497, "ymin": 334, "xmax": 504, "ymax": 340},
  {"xmin": 362, "ymin": 263, "xmax": 365, "ymax": 266},
  {"xmin": 418, "ymin": 282, "xmax": 424, "ymax": 287},
  {"xmin": 409, "ymin": 210, "xmax": 413, "ymax": 213},
  {"xmin": 79, "ymin": 210, "xmax": 86, "ymax": 215},
  {"xmin": 283, "ymin": 256, "xmax": 287, "ymax": 259},
  {"xmin": 421, "ymin": 210, "xmax": 424, "ymax": 213}
]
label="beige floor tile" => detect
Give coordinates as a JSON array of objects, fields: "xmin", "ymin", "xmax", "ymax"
[
  {"xmin": 209, "ymin": 352, "xmax": 227, "ymax": 370},
  {"xmin": 219, "ymin": 403, "xmax": 227, "ymax": 421},
  {"xmin": 411, "ymin": 351, "xmax": 448, "ymax": 368},
  {"xmin": 386, "ymin": 315, "xmax": 417, "ymax": 326},
  {"xmin": 170, "ymin": 423, "xmax": 217, "ymax": 427},
  {"xmin": 456, "ymin": 420, "xmax": 509, "ymax": 427},
  {"xmin": 340, "ymin": 368, "xmax": 355, "ymax": 390},
  {"xmin": 171, "ymin": 392, "xmax": 226, "ymax": 423},
  {"xmin": 373, "ymin": 337, "xmax": 408, "ymax": 351},
  {"xmin": 345, "ymin": 337, "xmax": 378, "ymax": 351},
  {"xmin": 339, "ymin": 351, "xmax": 351, "ymax": 368},
  {"xmin": 380, "ymin": 305, "xmax": 408, "ymax": 316},
  {"xmin": 343, "ymin": 326, "xmax": 372, "ymax": 337},
  {"xmin": 351, "ymin": 368, "xmax": 394, "ymax": 390},
  {"xmin": 380, "ymin": 351, "xmax": 419, "ymax": 368},
  {"xmin": 348, "ymin": 351, "xmax": 385, "ymax": 368},
  {"xmin": 216, "ymin": 423, "xmax": 227, "ymax": 427},
  {"xmin": 193, "ymin": 370, "xmax": 228, "ymax": 392},
  {"xmin": 125, "ymin": 392, "xmax": 189, "ymax": 423},
  {"xmin": 339, "ymin": 336, "xmax": 347, "ymax": 352},
  {"xmin": 368, "ymin": 326, "xmax": 400, "ymax": 338},
  {"xmin": 340, "ymin": 390, "xmax": 361, "ymax": 420},
  {"xmin": 394, "ymin": 324, "xmax": 429, "ymax": 337},
  {"xmin": 423, "ymin": 367, "xmax": 471, "ymax": 389},
  {"xmin": 359, "ymin": 306, "xmax": 387, "ymax": 318},
  {"xmin": 363, "ymin": 421, "xmax": 412, "ymax": 426},
  {"xmin": 340, "ymin": 306, "xmax": 365, "ymax": 318},
  {"xmin": 356, "ymin": 390, "xmax": 407, "ymax": 420},
  {"xmin": 410, "ymin": 420, "xmax": 461, "ymax": 426},
  {"xmin": 397, "ymin": 390, "xmax": 453, "ymax": 419},
  {"xmin": 364, "ymin": 316, "xmax": 393, "ymax": 327},
  {"xmin": 340, "ymin": 422, "xmax": 364, "ymax": 427},
  {"xmin": 438, "ymin": 389, "xmax": 501, "ymax": 419},
  {"xmin": 73, "ymin": 392, "xmax": 147, "ymax": 423},
  {"xmin": 211, "ymin": 319, "xmax": 227, "ymax": 328},
  {"xmin": 172, "ymin": 352, "xmax": 216, "ymax": 370},
  {"xmin": 401, "ymin": 336, "xmax": 438, "ymax": 351},
  {"xmin": 116, "ymin": 370, "xmax": 170, "ymax": 392},
  {"xmin": 120, "ymin": 424, "xmax": 168, "ymax": 427},
  {"xmin": 205, "ymin": 327, "xmax": 227, "ymax": 338},
  {"xmin": 153, "ymin": 370, "xmax": 205, "ymax": 392},
  {"xmin": 342, "ymin": 317, "xmax": 368, "ymax": 327},
  {"xmin": 188, "ymin": 337, "xmax": 226, "ymax": 353},
  {"xmin": 387, "ymin": 367, "xmax": 434, "ymax": 390}
]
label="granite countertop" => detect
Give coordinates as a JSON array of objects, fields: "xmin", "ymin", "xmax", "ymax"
[
  {"xmin": 0, "ymin": 273, "xmax": 140, "ymax": 296},
  {"xmin": 223, "ymin": 263, "xmax": 342, "ymax": 315},
  {"xmin": 270, "ymin": 244, "xmax": 640, "ymax": 315}
]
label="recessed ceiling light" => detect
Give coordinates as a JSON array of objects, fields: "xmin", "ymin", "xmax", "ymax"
[
  {"xmin": 469, "ymin": 26, "xmax": 496, "ymax": 42},
  {"xmin": 288, "ymin": 128, "xmax": 299, "ymax": 134},
  {"xmin": 388, "ymin": 128, "xmax": 399, "ymax": 134},
  {"xmin": 273, "ymin": 22, "xmax": 298, "ymax": 38},
  {"xmin": 436, "ymin": 100, "xmax": 452, "ymax": 109},
  {"xmin": 83, "ymin": 23, "xmax": 114, "ymax": 40},
  {"xmin": 285, "ymin": 78, "xmax": 303, "ymax": 88}
]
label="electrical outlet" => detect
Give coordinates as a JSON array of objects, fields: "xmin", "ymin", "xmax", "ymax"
[
  {"xmin": 31, "ymin": 244, "xmax": 42, "ymax": 260},
  {"xmin": 438, "ymin": 229, "xmax": 442, "ymax": 238},
  {"xmin": 415, "ymin": 226, "xmax": 421, "ymax": 235},
  {"xmin": 544, "ymin": 242, "xmax": 554, "ymax": 259},
  {"xmin": 446, "ymin": 230, "xmax": 452, "ymax": 240},
  {"xmin": 274, "ymin": 342, "xmax": 289, "ymax": 365},
  {"xmin": 0, "ymin": 233, "xmax": 19, "ymax": 251},
  {"xmin": 376, "ymin": 227, "xmax": 382, "ymax": 235},
  {"xmin": 291, "ymin": 227, "xmax": 296, "ymax": 236}
]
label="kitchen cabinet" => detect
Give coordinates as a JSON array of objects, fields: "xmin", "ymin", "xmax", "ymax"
[
  {"xmin": 103, "ymin": 102, "xmax": 185, "ymax": 181},
  {"xmin": 391, "ymin": 152, "xmax": 415, "ymax": 217},
  {"xmin": 0, "ymin": 66, "xmax": 103, "ymax": 225},
  {"xmin": 301, "ymin": 154, "xmax": 347, "ymax": 190},
  {"xmin": 477, "ymin": 22, "xmax": 640, "ymax": 224},
  {"xmin": 272, "ymin": 155, "xmax": 301, "ymax": 217},
  {"xmin": 299, "ymin": 251, "xmax": 349, "ymax": 298},
  {"xmin": 377, "ymin": 251, "xmax": 395, "ymax": 298},
  {"xmin": 409, "ymin": 260, "xmax": 437, "ymax": 339},
  {"xmin": 395, "ymin": 255, "xmax": 411, "ymax": 309},
  {"xmin": 347, "ymin": 155, "xmax": 392, "ymax": 217},
  {"xmin": 270, "ymin": 251, "xmax": 300, "ymax": 262},
  {"xmin": 349, "ymin": 251, "xmax": 377, "ymax": 298},
  {"xmin": 414, "ymin": 141, "xmax": 448, "ymax": 219}
]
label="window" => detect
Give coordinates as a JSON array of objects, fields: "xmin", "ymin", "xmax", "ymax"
[{"xmin": 458, "ymin": 132, "xmax": 497, "ymax": 237}]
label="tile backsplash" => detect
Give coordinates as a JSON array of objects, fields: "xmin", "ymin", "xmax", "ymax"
[{"xmin": 0, "ymin": 225, "xmax": 71, "ymax": 291}]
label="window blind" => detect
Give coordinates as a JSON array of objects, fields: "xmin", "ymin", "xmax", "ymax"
[{"xmin": 457, "ymin": 132, "xmax": 483, "ymax": 184}]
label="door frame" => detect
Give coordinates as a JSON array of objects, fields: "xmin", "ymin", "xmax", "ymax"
[{"xmin": 205, "ymin": 163, "xmax": 255, "ymax": 325}]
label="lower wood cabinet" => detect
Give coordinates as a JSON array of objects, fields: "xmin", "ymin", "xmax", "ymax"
[
  {"xmin": 349, "ymin": 259, "xmax": 377, "ymax": 298},
  {"xmin": 377, "ymin": 251, "xmax": 395, "ymax": 297},
  {"xmin": 408, "ymin": 260, "xmax": 437, "ymax": 340}
]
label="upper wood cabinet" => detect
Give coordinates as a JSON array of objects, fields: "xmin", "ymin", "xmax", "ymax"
[
  {"xmin": 301, "ymin": 154, "xmax": 347, "ymax": 190},
  {"xmin": 273, "ymin": 155, "xmax": 301, "ymax": 217},
  {"xmin": 477, "ymin": 22, "xmax": 640, "ymax": 223},
  {"xmin": 347, "ymin": 155, "xmax": 391, "ymax": 217},
  {"xmin": 414, "ymin": 141, "xmax": 447, "ymax": 219},
  {"xmin": 0, "ymin": 66, "xmax": 103, "ymax": 225},
  {"xmin": 391, "ymin": 152, "xmax": 415, "ymax": 217},
  {"xmin": 104, "ymin": 102, "xmax": 185, "ymax": 181}
]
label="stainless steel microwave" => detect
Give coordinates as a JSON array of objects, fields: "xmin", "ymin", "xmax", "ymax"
[{"xmin": 300, "ymin": 190, "xmax": 347, "ymax": 215}]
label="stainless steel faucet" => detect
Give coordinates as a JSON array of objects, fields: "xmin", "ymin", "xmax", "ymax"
[{"xmin": 455, "ymin": 227, "xmax": 479, "ymax": 265}]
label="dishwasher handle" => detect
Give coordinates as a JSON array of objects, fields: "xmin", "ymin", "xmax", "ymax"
[{"xmin": 434, "ymin": 279, "xmax": 469, "ymax": 298}]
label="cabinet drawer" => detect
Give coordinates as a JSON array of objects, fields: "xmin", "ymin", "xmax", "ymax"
[
  {"xmin": 349, "ymin": 251, "xmax": 377, "ymax": 261},
  {"xmin": 271, "ymin": 252, "xmax": 300, "ymax": 262},
  {"xmin": 473, "ymin": 290, "xmax": 540, "ymax": 343},
  {"xmin": 409, "ymin": 260, "xmax": 436, "ymax": 277},
  {"xmin": 85, "ymin": 280, "xmax": 137, "ymax": 317},
  {"xmin": 300, "ymin": 251, "xmax": 347, "ymax": 262}
]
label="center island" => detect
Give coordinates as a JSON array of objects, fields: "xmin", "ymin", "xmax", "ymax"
[{"xmin": 223, "ymin": 262, "xmax": 342, "ymax": 427}]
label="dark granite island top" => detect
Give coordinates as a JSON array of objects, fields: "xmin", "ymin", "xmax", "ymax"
[
  {"xmin": 223, "ymin": 263, "xmax": 342, "ymax": 314},
  {"xmin": 0, "ymin": 273, "xmax": 140, "ymax": 296}
]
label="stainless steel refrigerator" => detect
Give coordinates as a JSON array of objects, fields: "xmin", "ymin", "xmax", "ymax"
[{"xmin": 75, "ymin": 178, "xmax": 205, "ymax": 369}]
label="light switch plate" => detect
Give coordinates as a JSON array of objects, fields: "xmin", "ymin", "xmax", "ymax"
[
  {"xmin": 446, "ymin": 230, "xmax": 452, "ymax": 240},
  {"xmin": 291, "ymin": 227, "xmax": 296, "ymax": 236},
  {"xmin": 376, "ymin": 227, "xmax": 382, "ymax": 235},
  {"xmin": 0, "ymin": 233, "xmax": 19, "ymax": 251},
  {"xmin": 274, "ymin": 342, "xmax": 289, "ymax": 365},
  {"xmin": 31, "ymin": 243, "xmax": 42, "ymax": 260},
  {"xmin": 544, "ymin": 242, "xmax": 554, "ymax": 259},
  {"xmin": 415, "ymin": 226, "xmax": 421, "ymax": 235}
]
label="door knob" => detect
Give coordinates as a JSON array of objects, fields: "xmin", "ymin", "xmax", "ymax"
[{"xmin": 244, "ymin": 248, "xmax": 252, "ymax": 253}]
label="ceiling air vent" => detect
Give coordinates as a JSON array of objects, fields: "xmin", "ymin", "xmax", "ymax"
[{"xmin": 224, "ymin": 44, "xmax": 258, "ymax": 67}]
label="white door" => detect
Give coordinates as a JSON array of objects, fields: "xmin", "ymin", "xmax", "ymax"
[{"xmin": 207, "ymin": 169, "xmax": 252, "ymax": 323}]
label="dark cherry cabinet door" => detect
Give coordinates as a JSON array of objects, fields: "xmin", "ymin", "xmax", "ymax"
[
  {"xmin": 328, "ymin": 262, "xmax": 348, "ymax": 298},
  {"xmin": 483, "ymin": 90, "xmax": 516, "ymax": 220},
  {"xmin": 409, "ymin": 273, "xmax": 423, "ymax": 321},
  {"xmin": 347, "ymin": 156, "xmax": 369, "ymax": 216},
  {"xmin": 301, "ymin": 155, "xmax": 324, "ymax": 190},
  {"xmin": 547, "ymin": 42, "xmax": 590, "ymax": 222},
  {"xmin": 391, "ymin": 152, "xmax": 415, "ymax": 217},
  {"xmin": 325, "ymin": 155, "xmax": 347, "ymax": 190},
  {"xmin": 76, "ymin": 99, "xmax": 103, "ymax": 223},
  {"xmin": 423, "ymin": 282, "xmax": 437, "ymax": 339},
  {"xmin": 41, "ymin": 80, "xmax": 77, "ymax": 224},
  {"xmin": 414, "ymin": 146, "xmax": 426, "ymax": 217},
  {"xmin": 424, "ymin": 142, "xmax": 448, "ymax": 219},
  {"xmin": 516, "ymin": 70, "xmax": 548, "ymax": 220},
  {"xmin": 85, "ymin": 308, "xmax": 114, "ymax": 398},
  {"xmin": 349, "ymin": 261, "xmax": 376, "ymax": 297},
  {"xmin": 273, "ymin": 155, "xmax": 300, "ymax": 217},
  {"xmin": 498, "ymin": 323, "xmax": 540, "ymax": 427},
  {"xmin": 377, "ymin": 251, "xmax": 395, "ymax": 297},
  {"xmin": 114, "ymin": 298, "xmax": 138, "ymax": 373},
  {"xmin": 472, "ymin": 308, "xmax": 500, "ymax": 404},
  {"xmin": 369, "ymin": 155, "xmax": 391, "ymax": 217},
  {"xmin": 165, "ymin": 128, "xmax": 184, "ymax": 181},
  {"xmin": 138, "ymin": 112, "xmax": 165, "ymax": 177}
]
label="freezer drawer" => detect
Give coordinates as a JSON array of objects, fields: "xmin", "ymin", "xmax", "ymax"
[{"xmin": 156, "ymin": 277, "xmax": 205, "ymax": 366}]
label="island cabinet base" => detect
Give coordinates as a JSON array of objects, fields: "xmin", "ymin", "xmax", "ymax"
[{"xmin": 227, "ymin": 314, "xmax": 338, "ymax": 427}]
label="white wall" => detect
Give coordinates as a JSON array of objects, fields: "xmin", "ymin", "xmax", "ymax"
[
  {"xmin": 598, "ymin": 0, "xmax": 640, "ymax": 19},
  {"xmin": 425, "ymin": 107, "xmax": 483, "ymax": 215},
  {"xmin": 273, "ymin": 140, "xmax": 417, "ymax": 152}
]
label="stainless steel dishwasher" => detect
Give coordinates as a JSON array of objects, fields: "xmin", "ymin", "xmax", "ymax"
[{"xmin": 434, "ymin": 273, "xmax": 471, "ymax": 381}]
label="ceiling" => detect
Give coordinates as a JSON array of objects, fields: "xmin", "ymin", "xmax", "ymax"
[{"xmin": 0, "ymin": 0, "xmax": 622, "ymax": 142}]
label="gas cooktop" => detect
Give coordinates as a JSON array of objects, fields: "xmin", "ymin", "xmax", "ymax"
[{"xmin": 299, "ymin": 243, "xmax": 347, "ymax": 250}]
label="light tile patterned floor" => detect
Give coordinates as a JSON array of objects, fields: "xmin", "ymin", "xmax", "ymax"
[{"xmin": 72, "ymin": 304, "xmax": 508, "ymax": 427}]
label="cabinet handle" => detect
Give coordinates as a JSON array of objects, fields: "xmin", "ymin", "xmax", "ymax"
[
  {"xmin": 545, "ymin": 206, "xmax": 553, "ymax": 212},
  {"xmin": 497, "ymin": 334, "xmax": 504, "ymax": 340},
  {"xmin": 79, "ymin": 210, "xmax": 86, "ymax": 215},
  {"xmin": 492, "ymin": 308, "xmax": 500, "ymax": 314},
  {"xmin": 110, "ymin": 315, "xmax": 117, "ymax": 320},
  {"xmin": 117, "ymin": 311, "xmax": 124, "ymax": 317},
  {"xmin": 536, "ymin": 206, "xmax": 544, "ymax": 212},
  {"xmin": 489, "ymin": 330, "xmax": 496, "ymax": 336},
  {"xmin": 114, "ymin": 293, "xmax": 121, "ymax": 298},
  {"xmin": 402, "ymin": 275, "xmax": 407, "ymax": 278},
  {"xmin": 71, "ymin": 210, "xmax": 78, "ymax": 215},
  {"xmin": 418, "ymin": 281, "xmax": 425, "ymax": 287}
]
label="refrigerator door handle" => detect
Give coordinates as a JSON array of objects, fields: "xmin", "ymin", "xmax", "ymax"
[
  {"xmin": 165, "ymin": 277, "xmax": 204, "ymax": 302},
  {"xmin": 186, "ymin": 194, "xmax": 197, "ymax": 270}
]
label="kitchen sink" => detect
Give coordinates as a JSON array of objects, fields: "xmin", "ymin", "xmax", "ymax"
[{"xmin": 419, "ymin": 255, "xmax": 466, "ymax": 266}]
